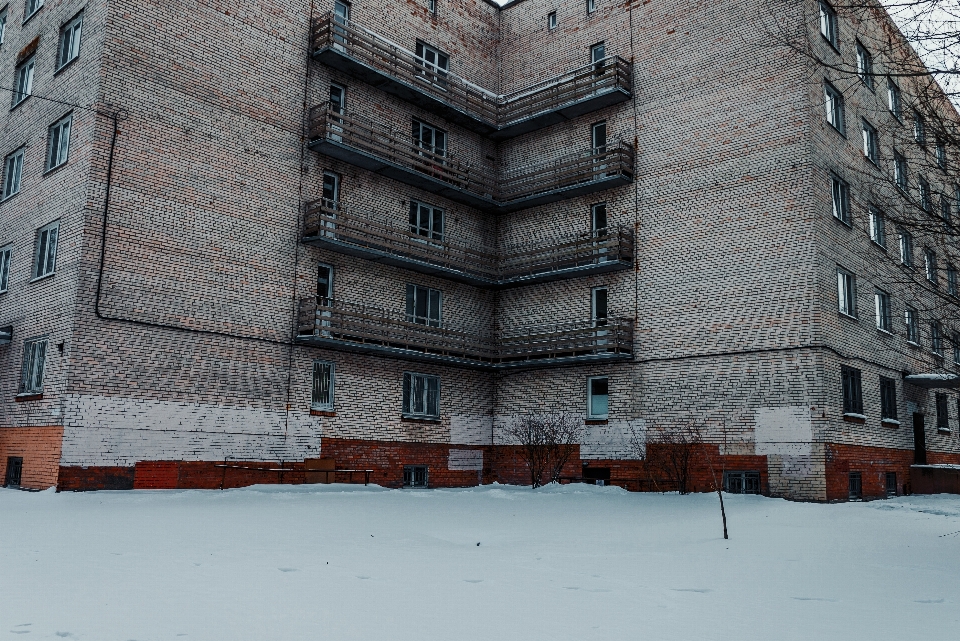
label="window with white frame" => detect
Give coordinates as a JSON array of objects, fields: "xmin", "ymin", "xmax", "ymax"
[
  {"xmin": 905, "ymin": 305, "xmax": 919, "ymax": 344},
  {"xmin": 12, "ymin": 56, "xmax": 35, "ymax": 107},
  {"xmin": 898, "ymin": 228, "xmax": 913, "ymax": 266},
  {"xmin": 46, "ymin": 114, "xmax": 72, "ymax": 171},
  {"xmin": 405, "ymin": 284, "xmax": 441, "ymax": 327},
  {"xmin": 925, "ymin": 248, "xmax": 938, "ymax": 284},
  {"xmin": 3, "ymin": 147, "xmax": 24, "ymax": 199},
  {"xmin": 587, "ymin": 376, "xmax": 608, "ymax": 419},
  {"xmin": 427, "ymin": 0, "xmax": 436, "ymax": 14},
  {"xmin": 19, "ymin": 337, "xmax": 47, "ymax": 395},
  {"xmin": 25, "ymin": 0, "xmax": 43, "ymax": 21},
  {"xmin": 869, "ymin": 207, "xmax": 886, "ymax": 248},
  {"xmin": 875, "ymin": 289, "xmax": 891, "ymax": 332},
  {"xmin": 402, "ymin": 372, "xmax": 440, "ymax": 419},
  {"xmin": 409, "ymin": 201, "xmax": 443, "ymax": 242},
  {"xmin": 311, "ymin": 361, "xmax": 334, "ymax": 411},
  {"xmin": 856, "ymin": 42, "xmax": 874, "ymax": 90},
  {"xmin": 913, "ymin": 112, "xmax": 926, "ymax": 145},
  {"xmin": 887, "ymin": 78, "xmax": 902, "ymax": 119},
  {"xmin": 935, "ymin": 138, "xmax": 946, "ymax": 170},
  {"xmin": 831, "ymin": 175, "xmax": 850, "ymax": 224},
  {"xmin": 33, "ymin": 221, "xmax": 59, "ymax": 279},
  {"xmin": 819, "ymin": 2, "xmax": 838, "ymax": 47},
  {"xmin": 57, "ymin": 12, "xmax": 83, "ymax": 69},
  {"xmin": 919, "ymin": 176, "xmax": 932, "ymax": 211},
  {"xmin": 0, "ymin": 9, "xmax": 7, "ymax": 46},
  {"xmin": 548, "ymin": 11, "xmax": 557, "ymax": 29},
  {"xmin": 824, "ymin": 82, "xmax": 845, "ymax": 134},
  {"xmin": 837, "ymin": 267, "xmax": 857, "ymax": 317},
  {"xmin": 932, "ymin": 321, "xmax": 944, "ymax": 356},
  {"xmin": 414, "ymin": 42, "xmax": 449, "ymax": 86},
  {"xmin": 894, "ymin": 151, "xmax": 908, "ymax": 191},
  {"xmin": 861, "ymin": 120, "xmax": 878, "ymax": 164},
  {"xmin": 949, "ymin": 264, "xmax": 958, "ymax": 297},
  {"xmin": 0, "ymin": 245, "xmax": 11, "ymax": 292},
  {"xmin": 587, "ymin": 0, "xmax": 596, "ymax": 14}
]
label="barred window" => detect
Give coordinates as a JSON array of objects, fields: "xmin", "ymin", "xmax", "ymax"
[
  {"xmin": 849, "ymin": 472, "xmax": 862, "ymax": 500},
  {"xmin": 46, "ymin": 114, "xmax": 72, "ymax": 171},
  {"xmin": 841, "ymin": 366, "xmax": 863, "ymax": 415},
  {"xmin": 57, "ymin": 12, "xmax": 83, "ymax": 69},
  {"xmin": 311, "ymin": 361, "xmax": 334, "ymax": 411},
  {"xmin": 879, "ymin": 377, "xmax": 897, "ymax": 421},
  {"xmin": 831, "ymin": 175, "xmax": 850, "ymax": 224},
  {"xmin": 0, "ymin": 245, "xmax": 10, "ymax": 293},
  {"xmin": 402, "ymin": 372, "xmax": 440, "ymax": 419},
  {"xmin": 19, "ymin": 337, "xmax": 47, "ymax": 395},
  {"xmin": 824, "ymin": 82, "xmax": 845, "ymax": 134},
  {"xmin": 3, "ymin": 148, "xmax": 24, "ymax": 199},
  {"xmin": 33, "ymin": 221, "xmax": 59, "ymax": 280}
]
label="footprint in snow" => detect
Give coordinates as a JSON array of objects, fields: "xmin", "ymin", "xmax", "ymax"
[
  {"xmin": 356, "ymin": 575, "xmax": 371, "ymax": 580},
  {"xmin": 672, "ymin": 588, "xmax": 712, "ymax": 594},
  {"xmin": 464, "ymin": 579, "xmax": 483, "ymax": 583},
  {"xmin": 10, "ymin": 632, "xmax": 29, "ymax": 636},
  {"xmin": 792, "ymin": 597, "xmax": 836, "ymax": 602},
  {"xmin": 55, "ymin": 633, "xmax": 74, "ymax": 638},
  {"xmin": 278, "ymin": 568, "xmax": 299, "ymax": 572},
  {"xmin": 915, "ymin": 598, "xmax": 944, "ymax": 604}
]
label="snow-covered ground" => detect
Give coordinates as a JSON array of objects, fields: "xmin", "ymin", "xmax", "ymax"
[{"xmin": 2, "ymin": 484, "xmax": 959, "ymax": 640}]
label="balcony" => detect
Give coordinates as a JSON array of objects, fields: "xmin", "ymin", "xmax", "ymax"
[
  {"xmin": 307, "ymin": 108, "xmax": 635, "ymax": 212},
  {"xmin": 302, "ymin": 199, "xmax": 634, "ymax": 288},
  {"xmin": 310, "ymin": 12, "xmax": 633, "ymax": 139},
  {"xmin": 296, "ymin": 297, "xmax": 634, "ymax": 370}
]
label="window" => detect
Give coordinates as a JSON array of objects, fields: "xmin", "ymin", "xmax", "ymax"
[
  {"xmin": 824, "ymin": 82, "xmax": 845, "ymax": 134},
  {"xmin": 591, "ymin": 121, "xmax": 607, "ymax": 156},
  {"xmin": 856, "ymin": 42, "xmax": 874, "ymax": 89},
  {"xmin": 587, "ymin": 376, "xmax": 608, "ymax": 418},
  {"xmin": 402, "ymin": 372, "xmax": 440, "ymax": 419},
  {"xmin": 848, "ymin": 472, "xmax": 862, "ymax": 500},
  {"xmin": 936, "ymin": 393, "xmax": 949, "ymax": 430},
  {"xmin": 885, "ymin": 471, "xmax": 897, "ymax": 497},
  {"xmin": 587, "ymin": 0, "xmax": 596, "ymax": 14},
  {"xmin": 880, "ymin": 377, "xmax": 897, "ymax": 421},
  {"xmin": 591, "ymin": 287, "xmax": 608, "ymax": 325},
  {"xmin": 898, "ymin": 228, "xmax": 913, "ymax": 266},
  {"xmin": 954, "ymin": 333, "xmax": 960, "ymax": 364},
  {"xmin": 19, "ymin": 337, "xmax": 47, "ymax": 395},
  {"xmin": 831, "ymin": 175, "xmax": 850, "ymax": 224},
  {"xmin": 932, "ymin": 321, "xmax": 944, "ymax": 356},
  {"xmin": 942, "ymin": 194, "xmax": 953, "ymax": 226},
  {"xmin": 841, "ymin": 366, "xmax": 863, "ymax": 415},
  {"xmin": 57, "ymin": 12, "xmax": 83, "ymax": 69},
  {"xmin": 948, "ymin": 265, "xmax": 958, "ymax": 296},
  {"xmin": 415, "ymin": 42, "xmax": 449, "ymax": 87},
  {"xmin": 905, "ymin": 305, "xmax": 919, "ymax": 344},
  {"xmin": 869, "ymin": 208, "xmax": 886, "ymax": 247},
  {"xmin": 913, "ymin": 112, "xmax": 926, "ymax": 145},
  {"xmin": 723, "ymin": 471, "xmax": 761, "ymax": 494},
  {"xmin": 409, "ymin": 201, "xmax": 443, "ymax": 242},
  {"xmin": 591, "ymin": 202, "xmax": 607, "ymax": 233},
  {"xmin": 548, "ymin": 11, "xmax": 557, "ymax": 29},
  {"xmin": 4, "ymin": 456, "xmax": 23, "ymax": 488},
  {"xmin": 935, "ymin": 138, "xmax": 947, "ymax": 170},
  {"xmin": 3, "ymin": 147, "xmax": 24, "ymax": 199},
  {"xmin": 403, "ymin": 465, "xmax": 428, "ymax": 488},
  {"xmin": 427, "ymin": 0, "xmax": 436, "ymax": 14},
  {"xmin": 25, "ymin": 0, "xmax": 43, "ymax": 20},
  {"xmin": 332, "ymin": 0, "xmax": 350, "ymax": 48},
  {"xmin": 46, "ymin": 114, "xmax": 72, "ymax": 171},
  {"xmin": 591, "ymin": 42, "xmax": 605, "ymax": 64},
  {"xmin": 919, "ymin": 176, "xmax": 931, "ymax": 211},
  {"xmin": 412, "ymin": 119, "xmax": 447, "ymax": 157},
  {"xmin": 924, "ymin": 248, "xmax": 937, "ymax": 284},
  {"xmin": 819, "ymin": 2, "xmax": 838, "ymax": 47},
  {"xmin": 329, "ymin": 84, "xmax": 345, "ymax": 115},
  {"xmin": 12, "ymin": 56, "xmax": 35, "ymax": 107},
  {"xmin": 33, "ymin": 221, "xmax": 59, "ymax": 279},
  {"xmin": 321, "ymin": 171, "xmax": 339, "ymax": 207},
  {"xmin": 861, "ymin": 120, "xmax": 878, "ymax": 164},
  {"xmin": 311, "ymin": 361, "xmax": 334, "ymax": 411},
  {"xmin": 875, "ymin": 290, "xmax": 891, "ymax": 332},
  {"xmin": 0, "ymin": 245, "xmax": 10, "ymax": 293},
  {"xmin": 0, "ymin": 9, "xmax": 7, "ymax": 46},
  {"xmin": 894, "ymin": 151, "xmax": 908, "ymax": 191},
  {"xmin": 837, "ymin": 267, "xmax": 857, "ymax": 317},
  {"xmin": 887, "ymin": 78, "xmax": 902, "ymax": 119},
  {"xmin": 405, "ymin": 284, "xmax": 441, "ymax": 327}
]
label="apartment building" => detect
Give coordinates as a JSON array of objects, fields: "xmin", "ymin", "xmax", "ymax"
[{"xmin": 0, "ymin": 0, "xmax": 957, "ymax": 500}]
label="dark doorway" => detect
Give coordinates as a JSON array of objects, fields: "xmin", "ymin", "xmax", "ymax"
[
  {"xmin": 4, "ymin": 456, "xmax": 23, "ymax": 488},
  {"xmin": 913, "ymin": 412, "xmax": 927, "ymax": 464},
  {"xmin": 582, "ymin": 466, "xmax": 610, "ymax": 486}
]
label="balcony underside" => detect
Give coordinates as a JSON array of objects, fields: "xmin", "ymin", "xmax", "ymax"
[
  {"xmin": 295, "ymin": 333, "xmax": 633, "ymax": 370},
  {"xmin": 314, "ymin": 47, "xmax": 499, "ymax": 136},
  {"xmin": 308, "ymin": 136, "xmax": 632, "ymax": 213},
  {"xmin": 313, "ymin": 46, "xmax": 631, "ymax": 140},
  {"xmin": 301, "ymin": 233, "xmax": 632, "ymax": 288}
]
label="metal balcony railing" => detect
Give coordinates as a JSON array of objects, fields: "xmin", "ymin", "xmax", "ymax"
[
  {"xmin": 308, "ymin": 108, "xmax": 635, "ymax": 211},
  {"xmin": 310, "ymin": 12, "xmax": 633, "ymax": 137},
  {"xmin": 296, "ymin": 297, "xmax": 634, "ymax": 370},
  {"xmin": 303, "ymin": 199, "xmax": 634, "ymax": 288}
]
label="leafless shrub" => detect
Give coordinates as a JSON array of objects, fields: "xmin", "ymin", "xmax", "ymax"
[{"xmin": 505, "ymin": 413, "xmax": 584, "ymax": 488}]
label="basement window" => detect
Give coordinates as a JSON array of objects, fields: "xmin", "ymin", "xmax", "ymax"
[
  {"xmin": 848, "ymin": 472, "xmax": 862, "ymax": 500},
  {"xmin": 723, "ymin": 471, "xmax": 760, "ymax": 494},
  {"xmin": 4, "ymin": 456, "xmax": 22, "ymax": 488},
  {"xmin": 885, "ymin": 472, "xmax": 897, "ymax": 497},
  {"xmin": 403, "ymin": 465, "xmax": 428, "ymax": 488}
]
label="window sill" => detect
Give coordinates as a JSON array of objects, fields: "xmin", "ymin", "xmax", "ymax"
[
  {"xmin": 870, "ymin": 240, "xmax": 887, "ymax": 252},
  {"xmin": 22, "ymin": 8, "xmax": 43, "ymax": 27},
  {"xmin": 585, "ymin": 418, "xmax": 608, "ymax": 425},
  {"xmin": 827, "ymin": 123, "xmax": 846, "ymax": 139},
  {"xmin": 863, "ymin": 155, "xmax": 879, "ymax": 168},
  {"xmin": 401, "ymin": 415, "xmax": 440, "ymax": 424},
  {"xmin": 821, "ymin": 36, "xmax": 840, "ymax": 53},
  {"xmin": 906, "ymin": 340, "xmax": 921, "ymax": 348},
  {"xmin": 876, "ymin": 328, "xmax": 894, "ymax": 337},
  {"xmin": 843, "ymin": 413, "xmax": 867, "ymax": 424},
  {"xmin": 29, "ymin": 272, "xmax": 56, "ymax": 284},
  {"xmin": 15, "ymin": 393, "xmax": 43, "ymax": 402},
  {"xmin": 9, "ymin": 96, "xmax": 30, "ymax": 112},
  {"xmin": 881, "ymin": 419, "xmax": 900, "ymax": 427},
  {"xmin": 937, "ymin": 428, "xmax": 951, "ymax": 434},
  {"xmin": 838, "ymin": 311, "xmax": 858, "ymax": 322},
  {"xmin": 832, "ymin": 215, "xmax": 852, "ymax": 228},
  {"xmin": 53, "ymin": 56, "xmax": 78, "ymax": 77},
  {"xmin": 43, "ymin": 160, "xmax": 70, "ymax": 177},
  {"xmin": 0, "ymin": 191, "xmax": 19, "ymax": 204},
  {"xmin": 310, "ymin": 409, "xmax": 336, "ymax": 417}
]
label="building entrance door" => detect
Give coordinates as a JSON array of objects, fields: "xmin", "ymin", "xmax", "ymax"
[{"xmin": 913, "ymin": 412, "xmax": 927, "ymax": 464}]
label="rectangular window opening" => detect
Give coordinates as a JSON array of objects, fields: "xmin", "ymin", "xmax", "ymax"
[
  {"xmin": 841, "ymin": 366, "xmax": 863, "ymax": 415},
  {"xmin": 588, "ymin": 376, "xmax": 609, "ymax": 419},
  {"xmin": 33, "ymin": 221, "xmax": 59, "ymax": 280},
  {"xmin": 831, "ymin": 175, "xmax": 850, "ymax": 224},
  {"xmin": 880, "ymin": 377, "xmax": 897, "ymax": 421},
  {"xmin": 403, "ymin": 465, "xmax": 429, "ymax": 488},
  {"xmin": 824, "ymin": 82, "xmax": 845, "ymax": 134},
  {"xmin": 548, "ymin": 11, "xmax": 557, "ymax": 29},
  {"xmin": 57, "ymin": 11, "xmax": 83, "ymax": 69},
  {"xmin": 46, "ymin": 113, "xmax": 72, "ymax": 171},
  {"xmin": 402, "ymin": 372, "xmax": 440, "ymax": 419},
  {"xmin": 19, "ymin": 337, "xmax": 47, "ymax": 395},
  {"xmin": 837, "ymin": 267, "xmax": 857, "ymax": 317},
  {"xmin": 311, "ymin": 361, "xmax": 335, "ymax": 411}
]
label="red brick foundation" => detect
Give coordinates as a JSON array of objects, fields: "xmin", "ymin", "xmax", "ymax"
[
  {"xmin": 824, "ymin": 444, "xmax": 960, "ymax": 501},
  {"xmin": 0, "ymin": 426, "xmax": 63, "ymax": 490}
]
